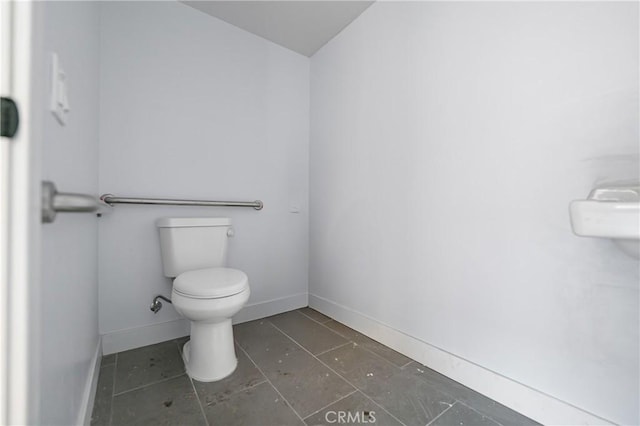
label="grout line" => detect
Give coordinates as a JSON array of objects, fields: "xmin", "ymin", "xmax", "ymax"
[
  {"xmin": 301, "ymin": 389, "xmax": 358, "ymax": 420},
  {"xmin": 297, "ymin": 308, "xmax": 333, "ymax": 325},
  {"xmin": 266, "ymin": 312, "xmax": 347, "ymax": 349},
  {"xmin": 187, "ymin": 374, "xmax": 210, "ymax": 426},
  {"xmin": 112, "ymin": 372, "xmax": 187, "ymax": 397},
  {"xmin": 353, "ymin": 341, "xmax": 411, "ymax": 370},
  {"xmin": 455, "ymin": 400, "xmax": 506, "ymax": 426},
  {"xmin": 210, "ymin": 378, "xmax": 269, "ymax": 407},
  {"xmin": 196, "ymin": 375, "xmax": 269, "ymax": 407},
  {"xmin": 113, "ymin": 341, "xmax": 186, "ymax": 398},
  {"xmin": 425, "ymin": 402, "xmax": 456, "ymax": 426},
  {"xmin": 268, "ymin": 322, "xmax": 408, "ymax": 426},
  {"xmin": 400, "ymin": 360, "xmax": 415, "ymax": 369},
  {"xmin": 314, "ymin": 341, "xmax": 353, "ymax": 357},
  {"xmin": 311, "ymin": 316, "xmax": 411, "ymax": 371},
  {"xmin": 199, "ymin": 377, "xmax": 270, "ymax": 408},
  {"xmin": 236, "ymin": 344, "xmax": 308, "ymax": 425},
  {"xmin": 314, "ymin": 320, "xmax": 354, "ymax": 341},
  {"xmin": 178, "ymin": 336, "xmax": 209, "ymax": 426}
]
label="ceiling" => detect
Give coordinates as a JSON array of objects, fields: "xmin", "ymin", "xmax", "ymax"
[{"xmin": 182, "ymin": 1, "xmax": 374, "ymax": 57}]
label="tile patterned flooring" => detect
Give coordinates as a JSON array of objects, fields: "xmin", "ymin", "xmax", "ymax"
[{"xmin": 92, "ymin": 308, "xmax": 540, "ymax": 426}]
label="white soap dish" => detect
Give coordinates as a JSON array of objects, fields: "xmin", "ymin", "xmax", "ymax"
[{"xmin": 569, "ymin": 180, "xmax": 640, "ymax": 259}]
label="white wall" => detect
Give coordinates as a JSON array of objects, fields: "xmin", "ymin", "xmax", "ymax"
[
  {"xmin": 310, "ymin": 2, "xmax": 639, "ymax": 425},
  {"xmin": 40, "ymin": 1, "xmax": 101, "ymax": 424},
  {"xmin": 99, "ymin": 2, "xmax": 309, "ymax": 350}
]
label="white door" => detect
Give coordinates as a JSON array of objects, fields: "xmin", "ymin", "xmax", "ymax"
[
  {"xmin": 0, "ymin": 1, "xmax": 42, "ymax": 424},
  {"xmin": 1, "ymin": 2, "xmax": 100, "ymax": 423}
]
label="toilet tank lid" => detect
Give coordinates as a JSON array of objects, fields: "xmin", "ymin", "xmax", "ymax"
[{"xmin": 156, "ymin": 217, "xmax": 231, "ymax": 228}]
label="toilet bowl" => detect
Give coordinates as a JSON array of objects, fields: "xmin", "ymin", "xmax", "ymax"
[
  {"xmin": 171, "ymin": 267, "xmax": 250, "ymax": 381},
  {"xmin": 156, "ymin": 217, "xmax": 250, "ymax": 382}
]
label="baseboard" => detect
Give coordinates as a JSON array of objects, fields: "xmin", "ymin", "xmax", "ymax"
[
  {"xmin": 102, "ymin": 318, "xmax": 190, "ymax": 355},
  {"xmin": 233, "ymin": 292, "xmax": 308, "ymax": 324},
  {"xmin": 102, "ymin": 293, "xmax": 308, "ymax": 355},
  {"xmin": 77, "ymin": 338, "xmax": 102, "ymax": 426},
  {"xmin": 308, "ymin": 293, "xmax": 613, "ymax": 426}
]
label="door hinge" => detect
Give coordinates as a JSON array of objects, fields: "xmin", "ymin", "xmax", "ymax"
[{"xmin": 1, "ymin": 97, "xmax": 19, "ymax": 138}]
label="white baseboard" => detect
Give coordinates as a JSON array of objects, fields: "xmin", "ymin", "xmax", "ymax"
[
  {"xmin": 308, "ymin": 293, "xmax": 613, "ymax": 426},
  {"xmin": 102, "ymin": 318, "xmax": 190, "ymax": 355},
  {"xmin": 77, "ymin": 338, "xmax": 102, "ymax": 426},
  {"xmin": 234, "ymin": 292, "xmax": 308, "ymax": 324},
  {"xmin": 102, "ymin": 293, "xmax": 308, "ymax": 355}
]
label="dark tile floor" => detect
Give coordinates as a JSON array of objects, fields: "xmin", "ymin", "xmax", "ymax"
[{"xmin": 91, "ymin": 308, "xmax": 540, "ymax": 426}]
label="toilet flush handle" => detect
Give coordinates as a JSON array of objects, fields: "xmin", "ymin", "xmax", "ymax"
[{"xmin": 227, "ymin": 228, "xmax": 234, "ymax": 237}]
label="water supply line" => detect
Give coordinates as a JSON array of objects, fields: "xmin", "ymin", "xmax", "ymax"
[{"xmin": 150, "ymin": 295, "xmax": 172, "ymax": 313}]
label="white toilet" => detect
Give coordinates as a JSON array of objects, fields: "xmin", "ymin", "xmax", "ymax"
[{"xmin": 156, "ymin": 217, "xmax": 250, "ymax": 382}]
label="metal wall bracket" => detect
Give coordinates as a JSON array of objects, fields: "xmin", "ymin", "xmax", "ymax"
[{"xmin": 42, "ymin": 181, "xmax": 99, "ymax": 223}]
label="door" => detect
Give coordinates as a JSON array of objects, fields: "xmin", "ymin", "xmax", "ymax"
[
  {"xmin": 0, "ymin": 1, "xmax": 42, "ymax": 424},
  {"xmin": 2, "ymin": 2, "xmax": 101, "ymax": 423}
]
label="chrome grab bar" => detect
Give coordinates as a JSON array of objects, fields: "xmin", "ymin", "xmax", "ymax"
[{"xmin": 99, "ymin": 194, "xmax": 263, "ymax": 210}]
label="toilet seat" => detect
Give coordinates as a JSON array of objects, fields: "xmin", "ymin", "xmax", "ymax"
[{"xmin": 173, "ymin": 267, "xmax": 248, "ymax": 299}]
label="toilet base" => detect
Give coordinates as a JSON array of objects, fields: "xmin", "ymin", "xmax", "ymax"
[{"xmin": 181, "ymin": 318, "xmax": 238, "ymax": 382}]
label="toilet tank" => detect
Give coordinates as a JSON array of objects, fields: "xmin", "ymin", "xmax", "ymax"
[{"xmin": 156, "ymin": 217, "xmax": 232, "ymax": 277}]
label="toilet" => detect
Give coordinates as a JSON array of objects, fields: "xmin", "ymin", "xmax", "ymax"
[{"xmin": 156, "ymin": 217, "xmax": 250, "ymax": 382}]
